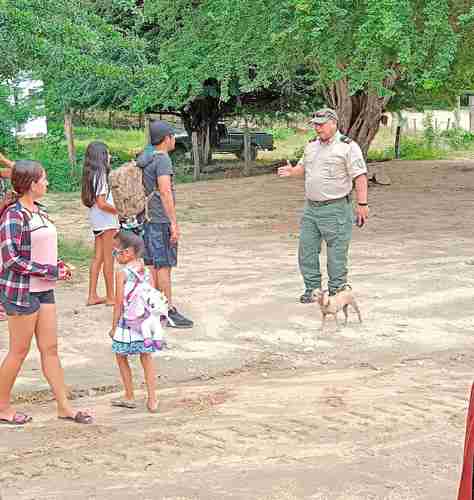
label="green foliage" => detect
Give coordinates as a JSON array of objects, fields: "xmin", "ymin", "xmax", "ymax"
[
  {"xmin": 269, "ymin": 128, "xmax": 298, "ymax": 142},
  {"xmin": 74, "ymin": 125, "xmax": 144, "ymax": 162},
  {"xmin": 1, "ymin": 0, "xmax": 146, "ymax": 114},
  {"xmin": 398, "ymin": 139, "xmax": 445, "ymax": 160},
  {"xmin": 287, "ymin": 0, "xmax": 459, "ymax": 97},
  {"xmin": 368, "ymin": 126, "xmax": 474, "ymax": 162},
  {"xmin": 0, "ymin": 80, "xmax": 36, "ymax": 152},
  {"xmin": 440, "ymin": 128, "xmax": 474, "ymax": 149},
  {"xmin": 15, "ymin": 123, "xmax": 197, "ymax": 192},
  {"xmin": 18, "ymin": 136, "xmax": 80, "ymax": 193},
  {"xmin": 3, "ymin": 0, "xmax": 473, "ymax": 163},
  {"xmin": 422, "ymin": 112, "xmax": 437, "ymax": 148}
]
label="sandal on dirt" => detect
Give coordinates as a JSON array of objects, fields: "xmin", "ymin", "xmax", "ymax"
[
  {"xmin": 146, "ymin": 401, "xmax": 159, "ymax": 414},
  {"xmin": 0, "ymin": 412, "xmax": 32, "ymax": 425},
  {"xmin": 86, "ymin": 298, "xmax": 106, "ymax": 307},
  {"xmin": 58, "ymin": 411, "xmax": 93, "ymax": 424},
  {"xmin": 111, "ymin": 399, "xmax": 137, "ymax": 409}
]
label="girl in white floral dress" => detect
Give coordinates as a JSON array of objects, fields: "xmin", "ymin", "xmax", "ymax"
[{"xmin": 109, "ymin": 230, "xmax": 159, "ymax": 413}]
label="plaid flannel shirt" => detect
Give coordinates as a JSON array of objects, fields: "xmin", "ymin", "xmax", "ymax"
[{"xmin": 0, "ymin": 202, "xmax": 58, "ymax": 307}]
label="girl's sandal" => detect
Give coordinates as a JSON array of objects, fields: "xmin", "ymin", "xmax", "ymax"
[
  {"xmin": 147, "ymin": 401, "xmax": 159, "ymax": 414},
  {"xmin": 58, "ymin": 411, "xmax": 94, "ymax": 424},
  {"xmin": 0, "ymin": 412, "xmax": 32, "ymax": 425},
  {"xmin": 111, "ymin": 399, "xmax": 137, "ymax": 409}
]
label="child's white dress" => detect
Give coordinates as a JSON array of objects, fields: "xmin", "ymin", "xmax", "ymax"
[{"xmin": 111, "ymin": 265, "xmax": 157, "ymax": 356}]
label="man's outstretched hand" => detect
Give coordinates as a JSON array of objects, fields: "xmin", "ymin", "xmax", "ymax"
[{"xmin": 277, "ymin": 160, "xmax": 293, "ymax": 177}]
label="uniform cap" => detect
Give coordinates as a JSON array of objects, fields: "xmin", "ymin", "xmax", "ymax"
[
  {"xmin": 149, "ymin": 120, "xmax": 174, "ymax": 145},
  {"xmin": 310, "ymin": 108, "xmax": 338, "ymax": 125}
]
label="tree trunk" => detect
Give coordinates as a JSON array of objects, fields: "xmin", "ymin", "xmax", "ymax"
[
  {"xmin": 325, "ymin": 75, "xmax": 397, "ymax": 159},
  {"xmin": 64, "ymin": 110, "xmax": 77, "ymax": 175},
  {"xmin": 182, "ymin": 94, "xmax": 220, "ymax": 166},
  {"xmin": 202, "ymin": 124, "xmax": 211, "ymax": 166},
  {"xmin": 192, "ymin": 131, "xmax": 200, "ymax": 181}
]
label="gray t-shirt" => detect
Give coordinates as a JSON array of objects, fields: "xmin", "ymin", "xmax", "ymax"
[{"xmin": 138, "ymin": 150, "xmax": 176, "ymax": 224}]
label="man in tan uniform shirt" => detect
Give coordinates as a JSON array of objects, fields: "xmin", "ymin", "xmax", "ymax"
[{"xmin": 278, "ymin": 108, "xmax": 369, "ymax": 302}]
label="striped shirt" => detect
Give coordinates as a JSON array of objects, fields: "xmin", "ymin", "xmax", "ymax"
[{"xmin": 0, "ymin": 202, "xmax": 58, "ymax": 306}]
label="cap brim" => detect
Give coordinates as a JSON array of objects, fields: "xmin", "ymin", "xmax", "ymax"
[{"xmin": 309, "ymin": 118, "xmax": 329, "ymax": 125}]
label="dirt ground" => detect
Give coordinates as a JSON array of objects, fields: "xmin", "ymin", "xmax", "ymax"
[{"xmin": 2, "ymin": 159, "xmax": 474, "ymax": 499}]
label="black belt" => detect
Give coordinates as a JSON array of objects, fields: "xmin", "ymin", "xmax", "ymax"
[{"xmin": 307, "ymin": 195, "xmax": 351, "ymax": 207}]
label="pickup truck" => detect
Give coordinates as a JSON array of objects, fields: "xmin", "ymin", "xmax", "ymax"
[{"xmin": 172, "ymin": 122, "xmax": 274, "ymax": 161}]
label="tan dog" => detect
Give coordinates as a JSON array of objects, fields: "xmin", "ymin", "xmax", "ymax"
[{"xmin": 313, "ymin": 286, "xmax": 362, "ymax": 331}]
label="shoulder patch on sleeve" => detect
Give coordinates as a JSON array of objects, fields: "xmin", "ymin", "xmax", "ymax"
[
  {"xmin": 340, "ymin": 135, "xmax": 353, "ymax": 144},
  {"xmin": 308, "ymin": 136, "xmax": 318, "ymax": 143}
]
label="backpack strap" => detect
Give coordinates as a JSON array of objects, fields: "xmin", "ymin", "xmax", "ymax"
[{"xmin": 124, "ymin": 267, "xmax": 144, "ymax": 303}]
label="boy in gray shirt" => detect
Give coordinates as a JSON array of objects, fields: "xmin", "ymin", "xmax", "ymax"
[{"xmin": 136, "ymin": 121, "xmax": 193, "ymax": 328}]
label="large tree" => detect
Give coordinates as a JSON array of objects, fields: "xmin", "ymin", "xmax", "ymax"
[
  {"xmin": 4, "ymin": 0, "xmax": 472, "ymax": 161},
  {"xmin": 1, "ymin": 0, "xmax": 145, "ymax": 119},
  {"xmin": 283, "ymin": 0, "xmax": 467, "ymax": 156},
  {"xmin": 135, "ymin": 0, "xmax": 473, "ymax": 158}
]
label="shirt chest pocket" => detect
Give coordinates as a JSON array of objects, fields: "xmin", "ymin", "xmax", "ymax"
[{"xmin": 324, "ymin": 156, "xmax": 347, "ymax": 178}]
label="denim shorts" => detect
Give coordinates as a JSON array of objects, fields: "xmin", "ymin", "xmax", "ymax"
[
  {"xmin": 143, "ymin": 222, "xmax": 178, "ymax": 268},
  {"xmin": 1, "ymin": 289, "xmax": 55, "ymax": 316}
]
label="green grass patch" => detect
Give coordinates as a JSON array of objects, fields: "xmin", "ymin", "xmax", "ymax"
[
  {"xmin": 369, "ymin": 136, "xmax": 450, "ymax": 161},
  {"xmin": 58, "ymin": 237, "xmax": 92, "ymax": 268},
  {"xmin": 74, "ymin": 125, "xmax": 144, "ymax": 162}
]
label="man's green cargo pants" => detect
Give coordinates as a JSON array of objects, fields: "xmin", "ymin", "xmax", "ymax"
[{"xmin": 298, "ymin": 196, "xmax": 353, "ymax": 296}]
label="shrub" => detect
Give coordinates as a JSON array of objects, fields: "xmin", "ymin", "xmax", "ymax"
[
  {"xmin": 398, "ymin": 137, "xmax": 445, "ymax": 160},
  {"xmin": 269, "ymin": 127, "xmax": 296, "ymax": 141},
  {"xmin": 441, "ymin": 128, "xmax": 474, "ymax": 149},
  {"xmin": 422, "ymin": 112, "xmax": 439, "ymax": 148}
]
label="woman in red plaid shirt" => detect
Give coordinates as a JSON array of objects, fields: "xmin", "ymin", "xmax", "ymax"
[{"xmin": 0, "ymin": 161, "xmax": 93, "ymax": 425}]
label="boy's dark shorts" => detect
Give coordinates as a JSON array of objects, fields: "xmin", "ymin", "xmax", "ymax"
[
  {"xmin": 143, "ymin": 222, "xmax": 178, "ymax": 268},
  {"xmin": 1, "ymin": 289, "xmax": 55, "ymax": 316}
]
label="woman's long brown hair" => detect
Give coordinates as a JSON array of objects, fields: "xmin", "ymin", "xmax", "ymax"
[
  {"xmin": 0, "ymin": 160, "xmax": 44, "ymax": 218},
  {"xmin": 81, "ymin": 142, "xmax": 110, "ymax": 208}
]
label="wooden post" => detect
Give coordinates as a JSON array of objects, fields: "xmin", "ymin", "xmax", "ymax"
[
  {"xmin": 470, "ymin": 96, "xmax": 474, "ymax": 132},
  {"xmin": 144, "ymin": 115, "xmax": 151, "ymax": 146},
  {"xmin": 243, "ymin": 117, "xmax": 251, "ymax": 176},
  {"xmin": 192, "ymin": 131, "xmax": 200, "ymax": 181},
  {"xmin": 394, "ymin": 125, "xmax": 401, "ymax": 159},
  {"xmin": 455, "ymin": 96, "xmax": 461, "ymax": 129},
  {"xmin": 413, "ymin": 119, "xmax": 417, "ymax": 135},
  {"xmin": 203, "ymin": 124, "xmax": 211, "ymax": 166},
  {"xmin": 64, "ymin": 110, "xmax": 77, "ymax": 174},
  {"xmin": 446, "ymin": 118, "xmax": 451, "ymax": 131}
]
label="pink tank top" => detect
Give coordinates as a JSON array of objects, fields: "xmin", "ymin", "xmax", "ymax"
[{"xmin": 29, "ymin": 212, "xmax": 57, "ymax": 292}]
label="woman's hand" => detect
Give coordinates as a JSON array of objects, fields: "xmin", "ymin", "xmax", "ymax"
[{"xmin": 58, "ymin": 260, "xmax": 73, "ymax": 281}]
